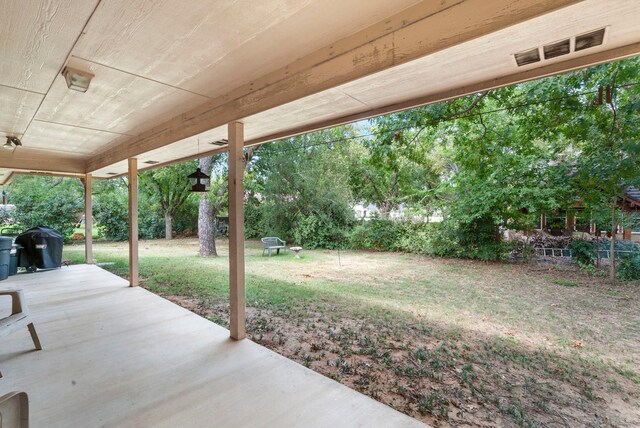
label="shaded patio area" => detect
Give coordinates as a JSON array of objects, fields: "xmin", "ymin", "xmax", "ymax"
[{"xmin": 0, "ymin": 265, "xmax": 424, "ymax": 427}]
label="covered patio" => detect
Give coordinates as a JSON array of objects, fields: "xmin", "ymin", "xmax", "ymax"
[
  {"xmin": 1, "ymin": 265, "xmax": 422, "ymax": 427},
  {"xmin": 2, "ymin": 0, "xmax": 640, "ymax": 426}
]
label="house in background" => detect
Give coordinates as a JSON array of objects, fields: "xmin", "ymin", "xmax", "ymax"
[{"xmin": 536, "ymin": 188, "xmax": 640, "ymax": 241}]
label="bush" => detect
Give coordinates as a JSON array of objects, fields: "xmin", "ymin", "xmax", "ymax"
[
  {"xmin": 617, "ymin": 254, "xmax": 640, "ymax": 281},
  {"xmin": 94, "ymin": 191, "xmax": 129, "ymax": 241},
  {"xmin": 349, "ymin": 220, "xmax": 403, "ymax": 251},
  {"xmin": 347, "ymin": 219, "xmax": 509, "ymax": 260},
  {"xmin": 292, "ymin": 213, "xmax": 350, "ymax": 249},
  {"xmin": 139, "ymin": 212, "xmax": 164, "ymax": 239},
  {"xmin": 454, "ymin": 217, "xmax": 505, "ymax": 261},
  {"xmin": 570, "ymin": 240, "xmax": 594, "ymax": 266},
  {"xmin": 8, "ymin": 176, "xmax": 83, "ymax": 238}
]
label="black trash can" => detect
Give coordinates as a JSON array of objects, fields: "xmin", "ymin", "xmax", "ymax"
[
  {"xmin": 0, "ymin": 236, "xmax": 12, "ymax": 280},
  {"xmin": 9, "ymin": 243, "xmax": 22, "ymax": 276},
  {"xmin": 16, "ymin": 226, "xmax": 64, "ymax": 271}
]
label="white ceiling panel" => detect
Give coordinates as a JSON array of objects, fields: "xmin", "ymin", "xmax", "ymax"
[
  {"xmin": 23, "ymin": 121, "xmax": 128, "ymax": 157},
  {"xmin": 92, "ymin": 159, "xmax": 129, "ymax": 179},
  {"xmin": 0, "ymin": 0, "xmax": 99, "ymax": 93},
  {"xmin": 35, "ymin": 57, "xmax": 210, "ymax": 136},
  {"xmin": 243, "ymin": 88, "xmax": 366, "ymax": 141},
  {"xmin": 0, "ymin": 86, "xmax": 43, "ymax": 136}
]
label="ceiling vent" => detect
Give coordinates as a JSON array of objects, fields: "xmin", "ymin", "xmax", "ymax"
[
  {"xmin": 575, "ymin": 28, "xmax": 606, "ymax": 52},
  {"xmin": 143, "ymin": 160, "xmax": 159, "ymax": 165},
  {"xmin": 209, "ymin": 139, "xmax": 228, "ymax": 146},
  {"xmin": 513, "ymin": 27, "xmax": 607, "ymax": 67},
  {"xmin": 543, "ymin": 39, "xmax": 570, "ymax": 59},
  {"xmin": 514, "ymin": 48, "xmax": 541, "ymax": 67}
]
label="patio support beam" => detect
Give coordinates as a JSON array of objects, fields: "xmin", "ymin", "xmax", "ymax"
[
  {"xmin": 128, "ymin": 158, "xmax": 139, "ymax": 287},
  {"xmin": 228, "ymin": 121, "xmax": 246, "ymax": 340},
  {"xmin": 84, "ymin": 173, "xmax": 93, "ymax": 264}
]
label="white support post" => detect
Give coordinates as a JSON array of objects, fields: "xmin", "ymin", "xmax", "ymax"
[
  {"xmin": 128, "ymin": 158, "xmax": 139, "ymax": 287},
  {"xmin": 228, "ymin": 121, "xmax": 246, "ymax": 340},
  {"xmin": 84, "ymin": 173, "xmax": 93, "ymax": 264}
]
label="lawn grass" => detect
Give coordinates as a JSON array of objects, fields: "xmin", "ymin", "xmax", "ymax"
[{"xmin": 63, "ymin": 238, "xmax": 640, "ymax": 427}]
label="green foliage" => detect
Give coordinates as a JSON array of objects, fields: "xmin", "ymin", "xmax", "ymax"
[
  {"xmin": 292, "ymin": 213, "xmax": 351, "ymax": 249},
  {"xmin": 140, "ymin": 161, "xmax": 199, "ymax": 237},
  {"xmin": 347, "ymin": 219, "xmax": 508, "ymax": 261},
  {"xmin": 454, "ymin": 217, "xmax": 504, "ymax": 261},
  {"xmin": 617, "ymin": 254, "xmax": 640, "ymax": 282},
  {"xmin": 349, "ymin": 220, "xmax": 403, "ymax": 251},
  {"xmin": 0, "ymin": 205, "xmax": 15, "ymax": 224},
  {"xmin": 94, "ymin": 179, "xmax": 129, "ymax": 241},
  {"xmin": 7, "ymin": 176, "xmax": 84, "ymax": 237},
  {"xmin": 570, "ymin": 240, "xmax": 595, "ymax": 266},
  {"xmin": 248, "ymin": 127, "xmax": 356, "ymax": 248}
]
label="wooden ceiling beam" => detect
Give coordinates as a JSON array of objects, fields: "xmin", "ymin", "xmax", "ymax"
[
  {"xmin": 0, "ymin": 148, "xmax": 86, "ymax": 176},
  {"xmin": 86, "ymin": 0, "xmax": 581, "ymax": 173}
]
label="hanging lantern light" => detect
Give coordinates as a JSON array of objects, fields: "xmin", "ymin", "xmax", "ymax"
[
  {"xmin": 188, "ymin": 167, "xmax": 210, "ymax": 192},
  {"xmin": 188, "ymin": 136, "xmax": 210, "ymax": 192}
]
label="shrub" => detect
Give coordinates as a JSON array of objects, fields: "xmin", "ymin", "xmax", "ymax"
[
  {"xmin": 347, "ymin": 219, "xmax": 509, "ymax": 260},
  {"xmin": 617, "ymin": 254, "xmax": 640, "ymax": 281},
  {"xmin": 94, "ymin": 191, "xmax": 129, "ymax": 241},
  {"xmin": 292, "ymin": 213, "xmax": 350, "ymax": 249},
  {"xmin": 8, "ymin": 176, "xmax": 83, "ymax": 238},
  {"xmin": 139, "ymin": 212, "xmax": 164, "ymax": 239},
  {"xmin": 454, "ymin": 217, "xmax": 505, "ymax": 261},
  {"xmin": 349, "ymin": 220, "xmax": 402, "ymax": 251},
  {"xmin": 570, "ymin": 240, "xmax": 595, "ymax": 266}
]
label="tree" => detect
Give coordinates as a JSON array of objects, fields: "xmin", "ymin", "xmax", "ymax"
[
  {"xmin": 249, "ymin": 127, "xmax": 356, "ymax": 248},
  {"xmin": 140, "ymin": 161, "xmax": 197, "ymax": 240},
  {"xmin": 197, "ymin": 146, "xmax": 259, "ymax": 256},
  {"xmin": 348, "ymin": 127, "xmax": 439, "ymax": 218},
  {"xmin": 198, "ymin": 155, "xmax": 223, "ymax": 256}
]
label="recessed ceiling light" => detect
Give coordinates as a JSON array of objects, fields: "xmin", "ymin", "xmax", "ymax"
[
  {"xmin": 62, "ymin": 66, "xmax": 94, "ymax": 92},
  {"xmin": 107, "ymin": 172, "xmax": 118, "ymax": 175},
  {"xmin": 143, "ymin": 160, "xmax": 160, "ymax": 165}
]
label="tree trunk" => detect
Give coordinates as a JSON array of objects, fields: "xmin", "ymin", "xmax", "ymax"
[
  {"xmin": 165, "ymin": 212, "xmax": 173, "ymax": 240},
  {"xmin": 198, "ymin": 156, "xmax": 217, "ymax": 256},
  {"xmin": 609, "ymin": 205, "xmax": 616, "ymax": 283}
]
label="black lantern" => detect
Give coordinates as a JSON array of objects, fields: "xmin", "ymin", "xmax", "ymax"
[{"xmin": 188, "ymin": 167, "xmax": 210, "ymax": 192}]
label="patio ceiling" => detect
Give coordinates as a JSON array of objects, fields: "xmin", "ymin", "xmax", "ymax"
[{"xmin": 1, "ymin": 0, "xmax": 640, "ymax": 183}]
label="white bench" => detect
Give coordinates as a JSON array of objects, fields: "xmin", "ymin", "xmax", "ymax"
[
  {"xmin": 261, "ymin": 237, "xmax": 286, "ymax": 257},
  {"xmin": 1, "ymin": 289, "xmax": 42, "ymax": 351}
]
